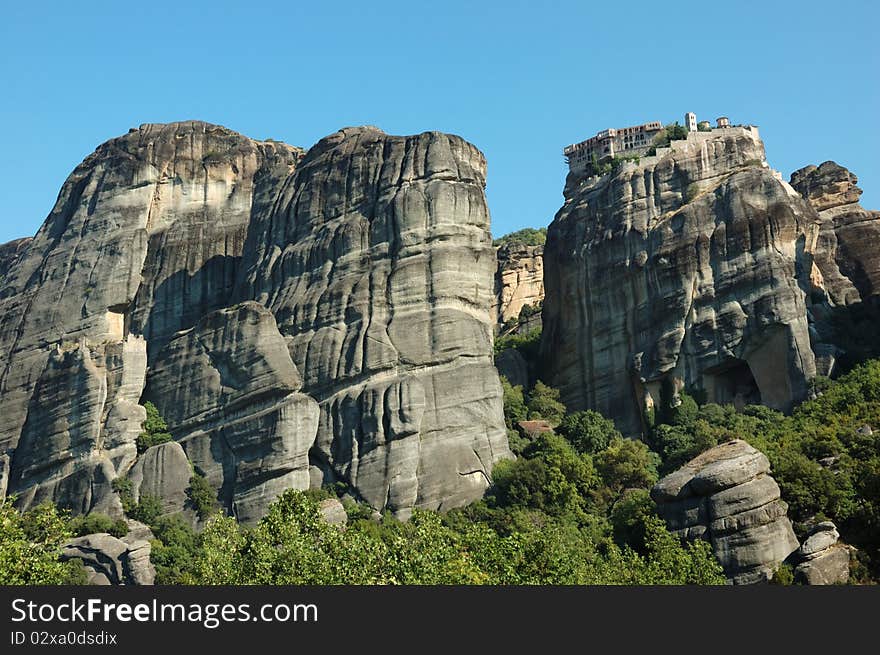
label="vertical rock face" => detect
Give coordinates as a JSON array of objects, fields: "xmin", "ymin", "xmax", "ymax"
[
  {"xmin": 652, "ymin": 439, "xmax": 799, "ymax": 584},
  {"xmin": 144, "ymin": 302, "xmax": 319, "ymax": 524},
  {"xmin": 0, "ymin": 121, "xmax": 507, "ymax": 522},
  {"xmin": 493, "ymin": 242, "xmax": 544, "ymax": 330},
  {"xmin": 541, "ymin": 128, "xmax": 818, "ymax": 435},
  {"xmin": 791, "ymin": 161, "xmax": 880, "ymax": 305},
  {"xmin": 0, "ymin": 237, "xmax": 31, "ymax": 279},
  {"xmin": 0, "ymin": 121, "xmax": 301, "ymax": 514},
  {"xmin": 239, "ymin": 127, "xmax": 510, "ymax": 516}
]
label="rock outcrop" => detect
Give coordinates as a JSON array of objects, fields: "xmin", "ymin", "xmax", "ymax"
[
  {"xmin": 144, "ymin": 302, "xmax": 320, "ymax": 524},
  {"xmin": 652, "ymin": 439, "xmax": 799, "ymax": 584},
  {"xmin": 792, "ymin": 521, "xmax": 851, "ymax": 585},
  {"xmin": 792, "ymin": 161, "xmax": 880, "ymax": 303},
  {"xmin": 61, "ymin": 531, "xmax": 156, "ymax": 585},
  {"xmin": 541, "ymin": 127, "xmax": 819, "ymax": 435},
  {"xmin": 0, "ymin": 237, "xmax": 31, "ymax": 278},
  {"xmin": 0, "ymin": 121, "xmax": 301, "ymax": 515},
  {"xmin": 238, "ymin": 127, "xmax": 510, "ymax": 517},
  {"xmin": 493, "ymin": 242, "xmax": 544, "ymax": 332},
  {"xmin": 790, "ymin": 162, "xmax": 880, "ymax": 374},
  {"xmin": 0, "ymin": 121, "xmax": 508, "ymax": 522},
  {"xmin": 319, "ymin": 497, "xmax": 348, "ymax": 526}
]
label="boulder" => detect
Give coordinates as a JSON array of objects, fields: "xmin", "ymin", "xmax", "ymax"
[
  {"xmin": 61, "ymin": 533, "xmax": 155, "ymax": 586},
  {"xmin": 792, "ymin": 521, "xmax": 850, "ymax": 585},
  {"xmin": 319, "ymin": 498, "xmax": 348, "ymax": 526},
  {"xmin": 652, "ymin": 439, "xmax": 799, "ymax": 584}
]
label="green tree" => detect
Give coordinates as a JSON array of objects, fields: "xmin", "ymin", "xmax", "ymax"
[
  {"xmin": 594, "ymin": 437, "xmax": 660, "ymax": 497},
  {"xmin": 68, "ymin": 512, "xmax": 129, "ymax": 538},
  {"xmin": 0, "ymin": 500, "xmax": 84, "ymax": 585},
  {"xmin": 500, "ymin": 376, "xmax": 528, "ymax": 429},
  {"xmin": 137, "ymin": 401, "xmax": 173, "ymax": 453},
  {"xmin": 129, "ymin": 494, "xmax": 163, "ymax": 525},
  {"xmin": 187, "ymin": 474, "xmax": 218, "ymax": 520},
  {"xmin": 558, "ymin": 410, "xmax": 621, "ymax": 454},
  {"xmin": 493, "ymin": 227, "xmax": 547, "ymax": 247},
  {"xmin": 527, "ymin": 380, "xmax": 566, "ymax": 426}
]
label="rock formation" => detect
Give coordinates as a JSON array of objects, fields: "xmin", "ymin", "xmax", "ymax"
[
  {"xmin": 61, "ymin": 528, "xmax": 156, "ymax": 585},
  {"xmin": 237, "ymin": 127, "xmax": 510, "ymax": 517},
  {"xmin": 493, "ymin": 242, "xmax": 544, "ymax": 332},
  {"xmin": 541, "ymin": 127, "xmax": 820, "ymax": 435},
  {"xmin": 0, "ymin": 121, "xmax": 508, "ymax": 522},
  {"xmin": 789, "ymin": 162, "xmax": 880, "ymax": 374},
  {"xmin": 792, "ymin": 521, "xmax": 851, "ymax": 585},
  {"xmin": 652, "ymin": 439, "xmax": 799, "ymax": 584},
  {"xmin": 0, "ymin": 121, "xmax": 300, "ymax": 516},
  {"xmin": 792, "ymin": 161, "xmax": 880, "ymax": 304},
  {"xmin": 0, "ymin": 237, "xmax": 31, "ymax": 279},
  {"xmin": 144, "ymin": 302, "xmax": 320, "ymax": 524}
]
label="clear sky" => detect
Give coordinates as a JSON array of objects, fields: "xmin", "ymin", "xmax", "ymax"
[{"xmin": 1, "ymin": 0, "xmax": 877, "ymax": 245}]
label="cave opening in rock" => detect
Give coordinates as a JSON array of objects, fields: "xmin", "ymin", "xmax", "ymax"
[{"xmin": 703, "ymin": 358, "xmax": 762, "ymax": 410}]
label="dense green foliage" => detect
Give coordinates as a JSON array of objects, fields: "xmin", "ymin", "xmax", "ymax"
[
  {"xmin": 646, "ymin": 360, "xmax": 880, "ymax": 580},
  {"xmin": 494, "ymin": 326, "xmax": 541, "ymax": 358},
  {"xmin": 187, "ymin": 474, "xmax": 218, "ymax": 519},
  {"xmin": 68, "ymin": 512, "xmax": 129, "ymax": 538},
  {"xmin": 0, "ymin": 500, "xmax": 85, "ymax": 585},
  {"xmin": 129, "ymin": 494, "xmax": 164, "ymax": 525},
  {"xmin": 7, "ymin": 356, "xmax": 880, "ymax": 585},
  {"xmin": 493, "ymin": 227, "xmax": 547, "ymax": 247},
  {"xmin": 137, "ymin": 401, "xmax": 173, "ymax": 453},
  {"xmin": 187, "ymin": 488, "xmax": 723, "ymax": 585},
  {"xmin": 526, "ymin": 380, "xmax": 566, "ymax": 426},
  {"xmin": 558, "ymin": 410, "xmax": 622, "ymax": 455}
]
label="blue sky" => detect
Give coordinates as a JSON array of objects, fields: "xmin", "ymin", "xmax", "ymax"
[{"xmin": 1, "ymin": 0, "xmax": 877, "ymax": 244}]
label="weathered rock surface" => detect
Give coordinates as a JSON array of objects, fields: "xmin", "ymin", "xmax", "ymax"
[
  {"xmin": 128, "ymin": 441, "xmax": 191, "ymax": 514},
  {"xmin": 319, "ymin": 497, "xmax": 348, "ymax": 526},
  {"xmin": 542, "ymin": 127, "xmax": 819, "ymax": 435},
  {"xmin": 0, "ymin": 121, "xmax": 518, "ymax": 521},
  {"xmin": 0, "ymin": 121, "xmax": 301, "ymax": 515},
  {"xmin": 794, "ymin": 161, "xmax": 880, "ymax": 302},
  {"xmin": 144, "ymin": 302, "xmax": 319, "ymax": 524},
  {"xmin": 792, "ymin": 521, "xmax": 851, "ymax": 585},
  {"xmin": 652, "ymin": 439, "xmax": 799, "ymax": 584},
  {"xmin": 238, "ymin": 127, "xmax": 510, "ymax": 517},
  {"xmin": 493, "ymin": 242, "xmax": 544, "ymax": 331},
  {"xmin": 495, "ymin": 347, "xmax": 530, "ymax": 389},
  {"xmin": 0, "ymin": 237, "xmax": 31, "ymax": 278},
  {"xmin": 61, "ymin": 532, "xmax": 156, "ymax": 585},
  {"xmin": 5, "ymin": 338, "xmax": 146, "ymax": 517},
  {"xmin": 789, "ymin": 162, "xmax": 880, "ymax": 375}
]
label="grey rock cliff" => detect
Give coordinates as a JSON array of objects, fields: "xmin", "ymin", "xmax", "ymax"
[
  {"xmin": 0, "ymin": 121, "xmax": 301, "ymax": 515},
  {"xmin": 652, "ymin": 439, "xmax": 799, "ymax": 584},
  {"xmin": 793, "ymin": 161, "xmax": 880, "ymax": 303},
  {"xmin": 0, "ymin": 237, "xmax": 31, "ymax": 279},
  {"xmin": 0, "ymin": 121, "xmax": 508, "ymax": 522},
  {"xmin": 541, "ymin": 128, "xmax": 818, "ymax": 435},
  {"xmin": 493, "ymin": 242, "xmax": 544, "ymax": 331},
  {"xmin": 144, "ymin": 302, "xmax": 319, "ymax": 524},
  {"xmin": 61, "ymin": 532, "xmax": 156, "ymax": 585},
  {"xmin": 238, "ymin": 127, "xmax": 510, "ymax": 517}
]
